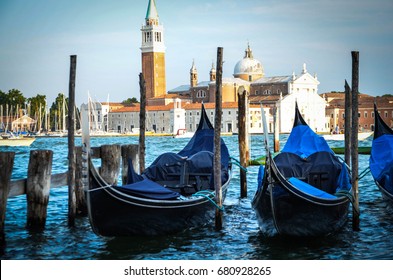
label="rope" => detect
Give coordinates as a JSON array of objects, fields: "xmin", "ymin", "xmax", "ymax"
[
  {"xmin": 229, "ymin": 157, "xmax": 248, "ymax": 172},
  {"xmin": 192, "ymin": 190, "xmax": 225, "ymax": 211},
  {"xmin": 335, "ymin": 190, "xmax": 360, "ymax": 217},
  {"xmin": 359, "ymin": 167, "xmax": 371, "ymax": 180}
]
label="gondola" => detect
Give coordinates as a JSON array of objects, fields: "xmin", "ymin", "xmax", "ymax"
[
  {"xmin": 370, "ymin": 104, "xmax": 393, "ymax": 206},
  {"xmin": 252, "ymin": 102, "xmax": 352, "ymax": 237},
  {"xmin": 83, "ymin": 104, "xmax": 231, "ymax": 236}
]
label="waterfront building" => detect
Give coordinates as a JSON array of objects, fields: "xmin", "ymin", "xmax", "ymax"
[{"xmin": 323, "ymin": 92, "xmax": 393, "ymax": 132}]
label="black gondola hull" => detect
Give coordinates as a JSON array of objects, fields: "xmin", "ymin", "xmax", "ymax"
[
  {"xmin": 252, "ymin": 183, "xmax": 350, "ymax": 237},
  {"xmin": 86, "ymin": 163, "xmax": 230, "ymax": 236},
  {"xmin": 375, "ymin": 180, "xmax": 393, "ymax": 207},
  {"xmin": 87, "ymin": 189, "xmax": 228, "ymax": 236},
  {"xmin": 252, "ymin": 102, "xmax": 352, "ymax": 237}
]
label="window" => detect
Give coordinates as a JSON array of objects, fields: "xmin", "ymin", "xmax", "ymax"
[
  {"xmin": 197, "ymin": 90, "xmax": 206, "ymax": 98},
  {"xmin": 364, "ymin": 112, "xmax": 368, "ymax": 118},
  {"xmin": 255, "ymin": 90, "xmax": 259, "ymax": 95},
  {"xmin": 385, "ymin": 111, "xmax": 388, "ymax": 118}
]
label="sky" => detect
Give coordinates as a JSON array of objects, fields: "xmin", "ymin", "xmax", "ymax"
[{"xmin": 1, "ymin": 0, "xmax": 393, "ymax": 107}]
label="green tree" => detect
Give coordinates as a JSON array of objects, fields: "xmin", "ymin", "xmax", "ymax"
[
  {"xmin": 0, "ymin": 89, "xmax": 27, "ymax": 117},
  {"xmin": 6, "ymin": 89, "xmax": 26, "ymax": 109},
  {"xmin": 50, "ymin": 93, "xmax": 68, "ymax": 131},
  {"xmin": 122, "ymin": 97, "xmax": 139, "ymax": 105},
  {"xmin": 28, "ymin": 94, "xmax": 47, "ymax": 131},
  {"xmin": 0, "ymin": 90, "xmax": 6, "ymax": 105}
]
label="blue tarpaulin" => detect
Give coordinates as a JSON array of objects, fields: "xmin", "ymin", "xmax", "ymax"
[
  {"xmin": 282, "ymin": 124, "xmax": 333, "ymax": 159},
  {"xmin": 370, "ymin": 134, "xmax": 393, "ymax": 193}
]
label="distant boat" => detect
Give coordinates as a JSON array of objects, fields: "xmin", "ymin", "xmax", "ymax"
[
  {"xmin": 370, "ymin": 104, "xmax": 393, "ymax": 206},
  {"xmin": 0, "ymin": 133, "xmax": 35, "ymax": 147},
  {"xmin": 322, "ymin": 131, "xmax": 373, "ymax": 141},
  {"xmin": 252, "ymin": 102, "xmax": 352, "ymax": 237}
]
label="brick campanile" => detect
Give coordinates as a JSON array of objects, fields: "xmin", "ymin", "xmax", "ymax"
[{"xmin": 141, "ymin": 0, "xmax": 166, "ymax": 100}]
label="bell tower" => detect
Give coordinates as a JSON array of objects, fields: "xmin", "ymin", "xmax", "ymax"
[
  {"xmin": 209, "ymin": 61, "xmax": 216, "ymax": 81},
  {"xmin": 141, "ymin": 0, "xmax": 166, "ymax": 100},
  {"xmin": 190, "ymin": 60, "xmax": 198, "ymax": 87}
]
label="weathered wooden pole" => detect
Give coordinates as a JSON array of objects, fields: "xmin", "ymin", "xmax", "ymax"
[
  {"xmin": 237, "ymin": 87, "xmax": 248, "ymax": 198},
  {"xmin": 26, "ymin": 150, "xmax": 53, "ymax": 230},
  {"xmin": 139, "ymin": 73, "xmax": 146, "ymax": 174},
  {"xmin": 344, "ymin": 80, "xmax": 352, "ymax": 166},
  {"xmin": 67, "ymin": 54, "xmax": 77, "ymax": 226},
  {"xmin": 351, "ymin": 51, "xmax": 360, "ymax": 231},
  {"xmin": 100, "ymin": 144, "xmax": 121, "ymax": 185},
  {"xmin": 121, "ymin": 144, "xmax": 140, "ymax": 184},
  {"xmin": 81, "ymin": 100, "xmax": 91, "ymax": 210},
  {"xmin": 214, "ymin": 47, "xmax": 223, "ymax": 230},
  {"xmin": 273, "ymin": 105, "xmax": 280, "ymax": 153},
  {"xmin": 0, "ymin": 152, "xmax": 15, "ymax": 248},
  {"xmin": 74, "ymin": 146, "xmax": 87, "ymax": 215}
]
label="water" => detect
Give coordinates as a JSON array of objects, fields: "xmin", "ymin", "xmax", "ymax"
[{"xmin": 1, "ymin": 135, "xmax": 393, "ymax": 260}]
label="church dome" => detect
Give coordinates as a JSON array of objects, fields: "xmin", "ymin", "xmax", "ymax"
[{"xmin": 233, "ymin": 44, "xmax": 264, "ymax": 81}]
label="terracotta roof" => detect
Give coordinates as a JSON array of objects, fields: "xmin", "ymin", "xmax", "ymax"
[
  {"xmin": 249, "ymin": 95, "xmax": 281, "ymax": 103},
  {"xmin": 101, "ymin": 102, "xmax": 124, "ymax": 106},
  {"xmin": 111, "ymin": 103, "xmax": 175, "ymax": 112},
  {"xmin": 183, "ymin": 102, "xmax": 239, "ymax": 110}
]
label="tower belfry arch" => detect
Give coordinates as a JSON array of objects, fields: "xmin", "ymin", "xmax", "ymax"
[{"xmin": 141, "ymin": 0, "xmax": 166, "ymax": 100}]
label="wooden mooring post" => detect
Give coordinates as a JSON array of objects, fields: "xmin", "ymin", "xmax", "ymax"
[
  {"xmin": 75, "ymin": 146, "xmax": 87, "ymax": 215},
  {"xmin": 100, "ymin": 145, "xmax": 121, "ymax": 185},
  {"xmin": 139, "ymin": 73, "xmax": 146, "ymax": 174},
  {"xmin": 121, "ymin": 144, "xmax": 139, "ymax": 185},
  {"xmin": 0, "ymin": 144, "xmax": 138, "ymax": 247},
  {"xmin": 0, "ymin": 152, "xmax": 15, "ymax": 248},
  {"xmin": 344, "ymin": 80, "xmax": 352, "ymax": 166},
  {"xmin": 237, "ymin": 87, "xmax": 249, "ymax": 198},
  {"xmin": 214, "ymin": 47, "xmax": 224, "ymax": 230},
  {"xmin": 26, "ymin": 150, "xmax": 53, "ymax": 230},
  {"xmin": 67, "ymin": 54, "xmax": 77, "ymax": 226},
  {"xmin": 273, "ymin": 105, "xmax": 280, "ymax": 153},
  {"xmin": 351, "ymin": 51, "xmax": 360, "ymax": 231}
]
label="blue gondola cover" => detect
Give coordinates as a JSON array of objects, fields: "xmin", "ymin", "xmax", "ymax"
[{"xmin": 282, "ymin": 124, "xmax": 333, "ymax": 159}]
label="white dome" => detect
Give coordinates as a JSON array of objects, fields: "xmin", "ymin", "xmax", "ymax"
[
  {"xmin": 233, "ymin": 44, "xmax": 264, "ymax": 76},
  {"xmin": 234, "ymin": 57, "xmax": 264, "ymax": 75}
]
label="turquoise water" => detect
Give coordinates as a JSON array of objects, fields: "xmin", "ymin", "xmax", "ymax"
[{"xmin": 1, "ymin": 135, "xmax": 392, "ymax": 260}]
